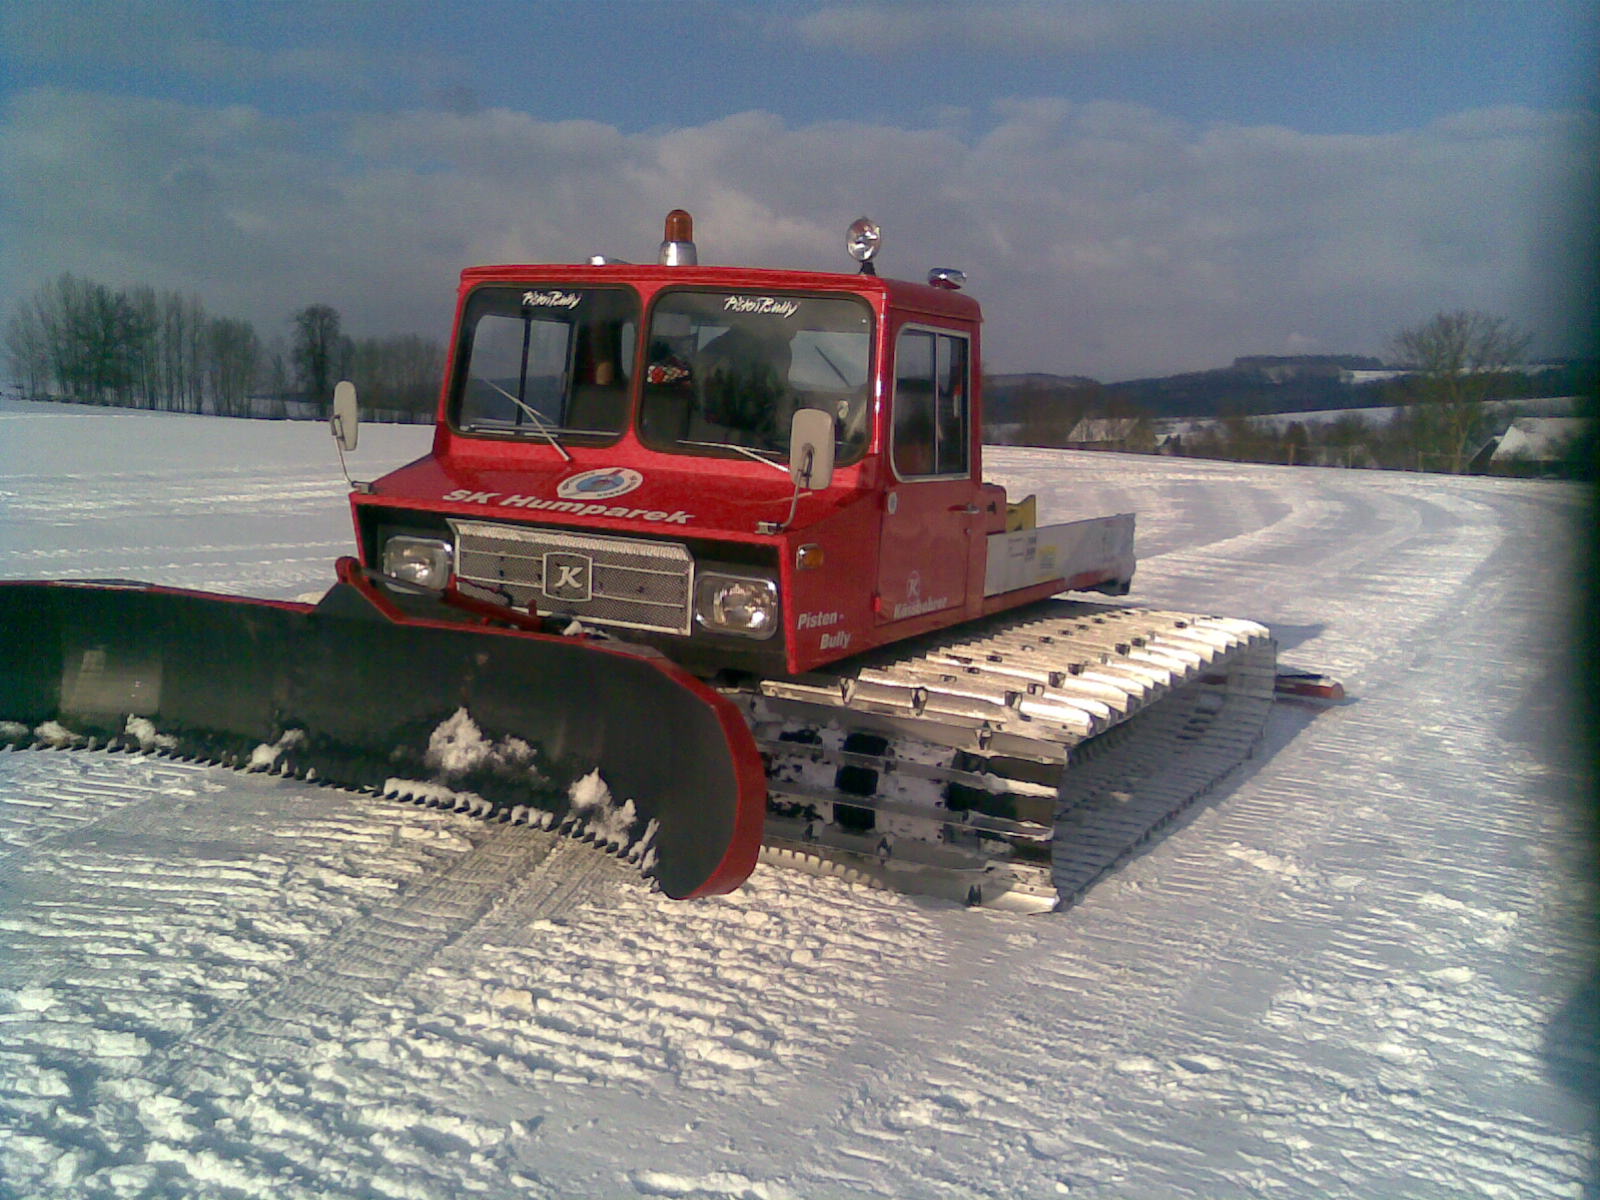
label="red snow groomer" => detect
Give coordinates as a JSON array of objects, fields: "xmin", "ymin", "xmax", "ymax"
[{"xmin": 0, "ymin": 214, "xmax": 1282, "ymax": 911}]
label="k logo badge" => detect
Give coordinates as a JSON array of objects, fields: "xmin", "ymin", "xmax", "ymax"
[{"xmin": 542, "ymin": 552, "xmax": 592, "ymax": 602}]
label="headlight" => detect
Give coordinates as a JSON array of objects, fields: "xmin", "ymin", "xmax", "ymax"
[
  {"xmin": 382, "ymin": 536, "xmax": 454, "ymax": 589},
  {"xmin": 695, "ymin": 574, "xmax": 779, "ymax": 639}
]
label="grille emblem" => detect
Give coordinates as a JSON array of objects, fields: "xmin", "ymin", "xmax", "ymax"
[
  {"xmin": 451, "ymin": 520, "xmax": 694, "ymax": 635},
  {"xmin": 542, "ymin": 552, "xmax": 592, "ymax": 602}
]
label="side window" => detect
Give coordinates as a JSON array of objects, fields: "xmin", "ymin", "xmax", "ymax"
[{"xmin": 892, "ymin": 328, "xmax": 969, "ymax": 479}]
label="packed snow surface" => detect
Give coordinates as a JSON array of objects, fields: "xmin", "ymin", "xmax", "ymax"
[{"xmin": 0, "ymin": 400, "xmax": 1595, "ymax": 1198}]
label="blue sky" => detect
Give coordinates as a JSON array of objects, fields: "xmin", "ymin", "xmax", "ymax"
[{"xmin": 3, "ymin": 0, "xmax": 1596, "ymax": 379}]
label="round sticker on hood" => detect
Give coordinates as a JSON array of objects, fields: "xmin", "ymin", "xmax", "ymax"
[{"xmin": 556, "ymin": 467, "xmax": 644, "ymax": 500}]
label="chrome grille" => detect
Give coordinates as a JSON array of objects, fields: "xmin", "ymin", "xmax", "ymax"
[{"xmin": 450, "ymin": 520, "xmax": 694, "ymax": 635}]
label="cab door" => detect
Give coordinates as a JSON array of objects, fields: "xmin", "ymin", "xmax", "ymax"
[{"xmin": 875, "ymin": 325, "xmax": 978, "ymax": 625}]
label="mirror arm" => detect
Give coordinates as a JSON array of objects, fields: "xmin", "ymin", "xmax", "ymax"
[
  {"xmin": 757, "ymin": 482, "xmax": 808, "ymax": 536},
  {"xmin": 758, "ymin": 409, "xmax": 836, "ymax": 534}
]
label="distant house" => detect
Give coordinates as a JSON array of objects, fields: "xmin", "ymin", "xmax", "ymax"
[
  {"xmin": 1472, "ymin": 416, "xmax": 1594, "ymax": 475},
  {"xmin": 1063, "ymin": 417, "xmax": 1151, "ymax": 451},
  {"xmin": 1339, "ymin": 368, "xmax": 1414, "ymax": 386}
]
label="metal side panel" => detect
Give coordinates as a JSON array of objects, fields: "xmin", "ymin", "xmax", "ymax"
[
  {"xmin": 983, "ymin": 513, "xmax": 1136, "ymax": 597},
  {"xmin": 0, "ymin": 578, "xmax": 764, "ymax": 901}
]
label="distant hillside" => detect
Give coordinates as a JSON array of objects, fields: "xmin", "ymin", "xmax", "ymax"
[
  {"xmin": 1102, "ymin": 356, "xmax": 1386, "ymax": 420},
  {"xmin": 986, "ymin": 356, "xmax": 1591, "ymax": 425},
  {"xmin": 987, "ymin": 372, "xmax": 1100, "ymax": 393}
]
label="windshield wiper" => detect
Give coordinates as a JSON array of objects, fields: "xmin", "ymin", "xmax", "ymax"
[
  {"xmin": 814, "ymin": 345, "xmax": 852, "ymax": 386},
  {"xmin": 476, "ymin": 377, "xmax": 573, "ymax": 462},
  {"xmin": 681, "ymin": 440, "xmax": 790, "ymax": 475}
]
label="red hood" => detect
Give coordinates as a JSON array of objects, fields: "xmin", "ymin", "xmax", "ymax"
[{"xmin": 360, "ymin": 449, "xmax": 860, "ymax": 542}]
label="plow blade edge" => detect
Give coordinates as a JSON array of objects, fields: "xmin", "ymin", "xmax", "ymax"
[{"xmin": 0, "ymin": 578, "xmax": 765, "ymax": 900}]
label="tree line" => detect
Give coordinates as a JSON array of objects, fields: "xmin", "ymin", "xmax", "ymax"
[
  {"xmin": 1178, "ymin": 311, "xmax": 1593, "ymax": 477},
  {"xmin": 4, "ymin": 274, "xmax": 443, "ymax": 419},
  {"xmin": 997, "ymin": 310, "xmax": 1593, "ymax": 478},
  {"xmin": 1167, "ymin": 406, "xmax": 1588, "ymax": 478}
]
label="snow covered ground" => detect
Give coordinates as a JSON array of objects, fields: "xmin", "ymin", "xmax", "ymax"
[{"xmin": 0, "ymin": 399, "xmax": 1594, "ymax": 1199}]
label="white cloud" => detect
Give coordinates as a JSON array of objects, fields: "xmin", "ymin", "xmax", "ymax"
[{"xmin": 2, "ymin": 87, "xmax": 1593, "ymax": 378}]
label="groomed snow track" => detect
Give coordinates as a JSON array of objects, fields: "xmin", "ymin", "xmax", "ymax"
[{"xmin": 744, "ymin": 601, "xmax": 1277, "ymax": 911}]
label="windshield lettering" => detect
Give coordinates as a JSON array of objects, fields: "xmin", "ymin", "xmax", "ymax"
[
  {"xmin": 522, "ymin": 289, "xmax": 583, "ymax": 309},
  {"xmin": 721, "ymin": 295, "xmax": 800, "ymax": 318}
]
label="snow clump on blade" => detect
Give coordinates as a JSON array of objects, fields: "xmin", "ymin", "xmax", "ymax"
[
  {"xmin": 566, "ymin": 769, "xmax": 641, "ymax": 850},
  {"xmin": 632, "ymin": 819, "xmax": 660, "ymax": 872},
  {"xmin": 35, "ymin": 721, "xmax": 86, "ymax": 748},
  {"xmin": 123, "ymin": 716, "xmax": 177, "ymax": 752},
  {"xmin": 426, "ymin": 708, "xmax": 495, "ymax": 776},
  {"xmin": 425, "ymin": 708, "xmax": 541, "ymax": 780},
  {"xmin": 248, "ymin": 729, "xmax": 306, "ymax": 771}
]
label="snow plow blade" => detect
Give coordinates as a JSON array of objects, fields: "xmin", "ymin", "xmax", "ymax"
[{"xmin": 0, "ymin": 573, "xmax": 765, "ymax": 900}]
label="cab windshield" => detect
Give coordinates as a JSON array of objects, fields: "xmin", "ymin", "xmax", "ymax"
[
  {"xmin": 638, "ymin": 291, "xmax": 872, "ymax": 465},
  {"xmin": 452, "ymin": 286, "xmax": 637, "ymax": 440}
]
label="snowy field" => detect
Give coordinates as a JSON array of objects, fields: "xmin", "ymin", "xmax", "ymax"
[{"xmin": 0, "ymin": 399, "xmax": 1595, "ymax": 1199}]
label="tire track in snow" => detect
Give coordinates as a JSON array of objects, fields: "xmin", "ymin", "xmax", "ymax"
[
  {"xmin": 1035, "ymin": 537, "xmax": 1594, "ymax": 1200},
  {"xmin": 0, "ymin": 769, "xmax": 532, "ymax": 1199},
  {"xmin": 3, "ymin": 540, "xmax": 350, "ymax": 567},
  {"xmin": 352, "ymin": 867, "xmax": 954, "ymax": 1199},
  {"xmin": 1124, "ymin": 471, "xmax": 1534, "ymax": 697},
  {"xmin": 42, "ymin": 849, "xmax": 943, "ymax": 1200},
  {"xmin": 160, "ymin": 823, "xmax": 607, "ymax": 1086},
  {"xmin": 0, "ymin": 750, "xmax": 218, "ymax": 870},
  {"xmin": 36, "ymin": 822, "xmax": 632, "ymax": 1200},
  {"xmin": 776, "ymin": 471, "xmax": 1587, "ymax": 1199},
  {"xmin": 991, "ymin": 449, "xmax": 1301, "ymax": 564}
]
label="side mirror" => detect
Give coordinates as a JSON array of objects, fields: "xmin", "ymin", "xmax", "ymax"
[
  {"xmin": 330, "ymin": 380, "xmax": 359, "ymax": 452},
  {"xmin": 789, "ymin": 408, "xmax": 835, "ymax": 490}
]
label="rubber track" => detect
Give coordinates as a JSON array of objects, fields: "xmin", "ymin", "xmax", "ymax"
[{"xmin": 741, "ymin": 601, "xmax": 1277, "ymax": 911}]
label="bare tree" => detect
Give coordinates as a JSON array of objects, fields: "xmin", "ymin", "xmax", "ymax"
[
  {"xmin": 121, "ymin": 285, "xmax": 161, "ymax": 408},
  {"xmin": 159, "ymin": 292, "xmax": 209, "ymax": 412},
  {"xmin": 1390, "ymin": 310, "xmax": 1533, "ymax": 473},
  {"xmin": 44, "ymin": 274, "xmax": 130, "ymax": 404},
  {"xmin": 4, "ymin": 296, "xmax": 51, "ymax": 398},
  {"xmin": 260, "ymin": 336, "xmax": 293, "ymax": 417},
  {"xmin": 207, "ymin": 318, "xmax": 261, "ymax": 417},
  {"xmin": 292, "ymin": 304, "xmax": 347, "ymax": 414},
  {"xmin": 11, "ymin": 276, "xmax": 428, "ymax": 424},
  {"xmin": 348, "ymin": 333, "xmax": 446, "ymax": 418}
]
